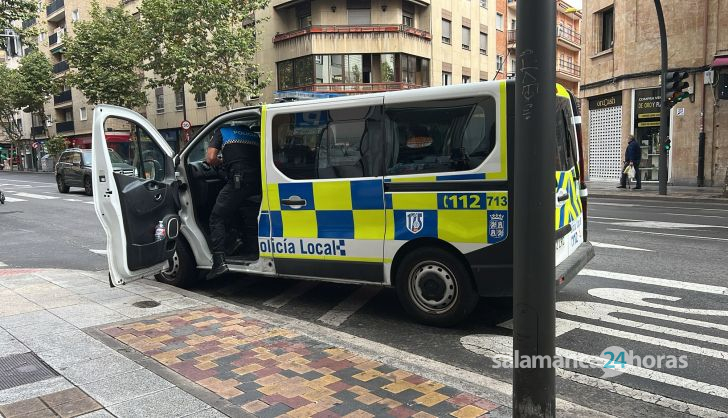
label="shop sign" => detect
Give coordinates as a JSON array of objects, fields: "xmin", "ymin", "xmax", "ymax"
[
  {"xmin": 634, "ymin": 88, "xmax": 662, "ymax": 119},
  {"xmin": 588, "ymin": 92, "xmax": 622, "ymax": 110}
]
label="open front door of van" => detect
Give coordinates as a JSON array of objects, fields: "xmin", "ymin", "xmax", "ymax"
[{"xmin": 92, "ymin": 105, "xmax": 181, "ymax": 286}]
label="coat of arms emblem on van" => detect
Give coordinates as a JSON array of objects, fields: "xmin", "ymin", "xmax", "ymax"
[{"xmin": 405, "ymin": 212, "xmax": 424, "ymax": 234}]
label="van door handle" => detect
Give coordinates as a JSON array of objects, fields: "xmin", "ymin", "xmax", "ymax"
[
  {"xmin": 556, "ymin": 189, "xmax": 569, "ymax": 206},
  {"xmin": 281, "ymin": 196, "xmax": 306, "ymax": 207}
]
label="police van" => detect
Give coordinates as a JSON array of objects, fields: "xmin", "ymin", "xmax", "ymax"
[{"xmin": 92, "ymin": 80, "xmax": 594, "ymax": 326}]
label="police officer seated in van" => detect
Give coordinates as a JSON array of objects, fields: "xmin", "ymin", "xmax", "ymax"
[{"xmin": 205, "ymin": 124, "xmax": 261, "ymax": 280}]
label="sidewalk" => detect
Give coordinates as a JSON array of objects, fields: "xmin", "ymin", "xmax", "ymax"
[
  {"xmin": 0, "ymin": 268, "xmax": 609, "ymax": 418},
  {"xmin": 587, "ymin": 180, "xmax": 727, "ymax": 203}
]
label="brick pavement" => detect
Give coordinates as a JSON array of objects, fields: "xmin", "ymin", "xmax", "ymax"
[{"xmin": 102, "ymin": 307, "xmax": 500, "ymax": 418}]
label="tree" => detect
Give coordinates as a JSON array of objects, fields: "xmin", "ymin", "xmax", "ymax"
[
  {"xmin": 0, "ymin": 65, "xmax": 24, "ymax": 168},
  {"xmin": 64, "ymin": 2, "xmax": 147, "ymax": 108},
  {"xmin": 381, "ymin": 61, "xmax": 395, "ymax": 82},
  {"xmin": 0, "ymin": 0, "xmax": 36, "ymax": 47},
  {"xmin": 44, "ymin": 135, "xmax": 68, "ymax": 158},
  {"xmin": 139, "ymin": 0, "xmax": 270, "ymax": 108},
  {"xmin": 15, "ymin": 50, "xmax": 56, "ymax": 139}
]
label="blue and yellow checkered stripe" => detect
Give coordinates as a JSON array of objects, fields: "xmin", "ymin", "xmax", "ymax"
[
  {"xmin": 555, "ymin": 168, "xmax": 583, "ymax": 229},
  {"xmin": 259, "ymin": 179, "xmax": 385, "ymax": 240},
  {"xmin": 384, "ymin": 191, "xmax": 509, "ymax": 244}
]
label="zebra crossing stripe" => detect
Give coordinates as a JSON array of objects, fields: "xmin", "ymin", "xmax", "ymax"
[
  {"xmin": 13, "ymin": 192, "xmax": 59, "ymax": 200},
  {"xmin": 3, "ymin": 197, "xmax": 27, "ymax": 202},
  {"xmin": 581, "ymin": 269, "xmax": 728, "ymax": 295},
  {"xmin": 263, "ymin": 282, "xmax": 318, "ymax": 308},
  {"xmin": 318, "ymin": 286, "xmax": 382, "ymax": 327},
  {"xmin": 64, "ymin": 199, "xmax": 83, "ymax": 202}
]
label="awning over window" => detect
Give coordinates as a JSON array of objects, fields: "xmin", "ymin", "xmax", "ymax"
[{"xmin": 712, "ymin": 56, "xmax": 728, "ymax": 67}]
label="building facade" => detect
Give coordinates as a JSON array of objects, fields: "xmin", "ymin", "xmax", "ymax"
[
  {"xmin": 580, "ymin": 0, "xmax": 728, "ymax": 187},
  {"xmin": 503, "ymin": 0, "xmax": 582, "ymax": 93}
]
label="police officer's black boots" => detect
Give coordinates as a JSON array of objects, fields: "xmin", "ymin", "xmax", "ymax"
[{"xmin": 207, "ymin": 252, "xmax": 229, "ymax": 280}]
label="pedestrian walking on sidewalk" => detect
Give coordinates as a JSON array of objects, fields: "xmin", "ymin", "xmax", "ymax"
[{"xmin": 618, "ymin": 135, "xmax": 642, "ymax": 190}]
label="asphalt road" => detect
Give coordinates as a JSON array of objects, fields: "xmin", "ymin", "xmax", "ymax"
[{"xmin": 2, "ymin": 170, "xmax": 727, "ymax": 417}]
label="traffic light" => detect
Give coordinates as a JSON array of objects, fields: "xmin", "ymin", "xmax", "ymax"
[
  {"xmin": 664, "ymin": 138, "xmax": 671, "ymax": 151},
  {"xmin": 664, "ymin": 71, "xmax": 689, "ymax": 108}
]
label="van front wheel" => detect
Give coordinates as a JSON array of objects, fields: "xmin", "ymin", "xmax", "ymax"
[
  {"xmin": 156, "ymin": 238, "xmax": 198, "ymax": 288},
  {"xmin": 395, "ymin": 247, "xmax": 478, "ymax": 327}
]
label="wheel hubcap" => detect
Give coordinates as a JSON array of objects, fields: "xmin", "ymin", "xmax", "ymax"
[
  {"xmin": 161, "ymin": 251, "xmax": 179, "ymax": 278},
  {"xmin": 409, "ymin": 261, "xmax": 457, "ymax": 314}
]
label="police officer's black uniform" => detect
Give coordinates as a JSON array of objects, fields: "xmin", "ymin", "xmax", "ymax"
[{"xmin": 207, "ymin": 125, "xmax": 261, "ymax": 279}]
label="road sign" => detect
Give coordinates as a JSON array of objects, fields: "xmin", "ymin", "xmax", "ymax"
[
  {"xmin": 32, "ymin": 142, "xmax": 40, "ymax": 149},
  {"xmin": 676, "ymin": 107, "xmax": 685, "ymax": 116},
  {"xmin": 181, "ymin": 120, "xmax": 191, "ymax": 130}
]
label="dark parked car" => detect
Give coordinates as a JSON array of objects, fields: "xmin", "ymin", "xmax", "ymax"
[{"xmin": 55, "ymin": 148, "xmax": 135, "ymax": 195}]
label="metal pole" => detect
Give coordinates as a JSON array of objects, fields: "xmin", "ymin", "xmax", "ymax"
[
  {"xmin": 655, "ymin": 0, "xmax": 669, "ymax": 195},
  {"xmin": 513, "ymin": 0, "xmax": 556, "ymax": 416}
]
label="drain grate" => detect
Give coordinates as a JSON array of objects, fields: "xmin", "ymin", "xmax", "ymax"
[
  {"xmin": 132, "ymin": 300, "xmax": 161, "ymax": 308},
  {"xmin": 0, "ymin": 352, "xmax": 58, "ymax": 390}
]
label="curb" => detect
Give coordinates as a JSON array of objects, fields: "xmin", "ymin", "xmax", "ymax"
[{"xmin": 589, "ymin": 192, "xmax": 728, "ymax": 205}]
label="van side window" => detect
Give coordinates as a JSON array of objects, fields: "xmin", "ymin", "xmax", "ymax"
[
  {"xmin": 555, "ymin": 97, "xmax": 577, "ymax": 172},
  {"xmin": 272, "ymin": 106, "xmax": 381, "ymax": 179},
  {"xmin": 385, "ymin": 96, "xmax": 496, "ymax": 176}
]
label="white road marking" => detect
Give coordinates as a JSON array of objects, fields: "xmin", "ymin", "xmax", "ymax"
[
  {"xmin": 0, "ymin": 262, "xmax": 7, "ymax": 267},
  {"xmin": 13, "ymin": 192, "xmax": 59, "ymax": 200},
  {"xmin": 2, "ymin": 197, "xmax": 27, "ymax": 202},
  {"xmin": 592, "ymin": 216, "xmax": 728, "ymax": 229},
  {"xmin": 607, "ymin": 228, "xmax": 728, "ymax": 241},
  {"xmin": 262, "ymin": 281, "xmax": 318, "ymax": 308},
  {"xmin": 661, "ymin": 212, "xmax": 726, "ymax": 219},
  {"xmin": 0, "ymin": 179, "xmax": 54, "ymax": 184},
  {"xmin": 591, "ymin": 201, "xmax": 728, "ymax": 212},
  {"xmin": 590, "ymin": 288, "xmax": 728, "ymax": 316},
  {"xmin": 318, "ymin": 286, "xmax": 382, "ymax": 327},
  {"xmin": 461, "ymin": 334, "xmax": 728, "ymax": 417},
  {"xmin": 89, "ymin": 249, "xmax": 107, "ymax": 255},
  {"xmin": 580, "ymin": 269, "xmax": 728, "ymax": 295},
  {"xmin": 557, "ymin": 301, "xmax": 728, "ymax": 343},
  {"xmin": 84, "ymin": 201, "xmax": 95, "ymax": 205},
  {"xmin": 590, "ymin": 242, "xmax": 653, "ymax": 252},
  {"xmin": 64, "ymin": 199, "xmax": 83, "ymax": 202}
]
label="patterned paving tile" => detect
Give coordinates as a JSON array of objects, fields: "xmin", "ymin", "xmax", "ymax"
[{"xmin": 101, "ymin": 307, "xmax": 500, "ymax": 417}]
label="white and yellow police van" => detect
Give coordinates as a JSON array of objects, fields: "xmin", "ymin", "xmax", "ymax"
[{"xmin": 92, "ymin": 80, "xmax": 594, "ymax": 326}]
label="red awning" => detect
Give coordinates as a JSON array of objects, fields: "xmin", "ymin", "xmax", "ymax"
[
  {"xmin": 105, "ymin": 133, "xmax": 131, "ymax": 142},
  {"xmin": 712, "ymin": 56, "xmax": 728, "ymax": 67}
]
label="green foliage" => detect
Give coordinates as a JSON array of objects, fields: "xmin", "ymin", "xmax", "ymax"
[
  {"xmin": 44, "ymin": 135, "xmax": 68, "ymax": 158},
  {"xmin": 16, "ymin": 51, "xmax": 56, "ymax": 114},
  {"xmin": 139, "ymin": 0, "xmax": 270, "ymax": 107},
  {"xmin": 0, "ymin": 0, "xmax": 37, "ymax": 47},
  {"xmin": 64, "ymin": 2, "xmax": 147, "ymax": 108},
  {"xmin": 0, "ymin": 65, "xmax": 23, "ymax": 144}
]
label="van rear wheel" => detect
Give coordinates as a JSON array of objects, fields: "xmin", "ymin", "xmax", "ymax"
[
  {"xmin": 56, "ymin": 175, "xmax": 69, "ymax": 193},
  {"xmin": 395, "ymin": 247, "xmax": 478, "ymax": 327},
  {"xmin": 156, "ymin": 238, "xmax": 198, "ymax": 288}
]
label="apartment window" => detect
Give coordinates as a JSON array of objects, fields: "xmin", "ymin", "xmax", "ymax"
[
  {"xmin": 480, "ymin": 0, "xmax": 487, "ymax": 8},
  {"xmin": 402, "ymin": 1, "xmax": 414, "ymax": 26},
  {"xmin": 155, "ymin": 87, "xmax": 164, "ymax": 114},
  {"xmin": 442, "ymin": 19, "xmax": 451, "ymax": 44},
  {"xmin": 195, "ymin": 92, "xmax": 207, "ymax": 108},
  {"xmin": 462, "ymin": 75, "xmax": 470, "ymax": 84},
  {"xmin": 79, "ymin": 107, "xmax": 87, "ymax": 121},
  {"xmin": 347, "ymin": 0, "xmax": 371, "ymax": 25},
  {"xmin": 510, "ymin": 58, "xmax": 516, "ymax": 72},
  {"xmin": 63, "ymin": 109, "xmax": 73, "ymax": 122},
  {"xmin": 37, "ymin": 32, "xmax": 45, "ymax": 43},
  {"xmin": 600, "ymin": 7, "xmax": 614, "ymax": 51},
  {"xmin": 175, "ymin": 88, "xmax": 184, "ymax": 111},
  {"xmin": 496, "ymin": 55, "xmax": 504, "ymax": 71},
  {"xmin": 71, "ymin": 9, "xmax": 80, "ymax": 22},
  {"xmin": 296, "ymin": 1, "xmax": 311, "ymax": 28},
  {"xmin": 462, "ymin": 26, "xmax": 471, "ymax": 50},
  {"xmin": 479, "ymin": 32, "xmax": 487, "ymax": 55},
  {"xmin": 510, "ymin": 19, "xmax": 516, "ymax": 30},
  {"xmin": 496, "ymin": 13, "xmax": 503, "ymax": 31},
  {"xmin": 442, "ymin": 71, "xmax": 452, "ymax": 86}
]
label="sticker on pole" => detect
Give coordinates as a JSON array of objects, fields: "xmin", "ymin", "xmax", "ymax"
[{"xmin": 181, "ymin": 120, "xmax": 191, "ymax": 130}]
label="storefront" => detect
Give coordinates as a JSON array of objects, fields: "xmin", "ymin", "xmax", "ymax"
[
  {"xmin": 587, "ymin": 91, "xmax": 623, "ymax": 181},
  {"xmin": 631, "ymin": 88, "xmax": 671, "ymax": 182}
]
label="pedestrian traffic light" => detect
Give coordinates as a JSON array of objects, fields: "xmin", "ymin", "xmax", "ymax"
[
  {"xmin": 664, "ymin": 71, "xmax": 690, "ymax": 108},
  {"xmin": 664, "ymin": 138, "xmax": 671, "ymax": 151}
]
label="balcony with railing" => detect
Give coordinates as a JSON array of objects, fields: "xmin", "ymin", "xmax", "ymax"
[
  {"xmin": 31, "ymin": 126, "xmax": 45, "ymax": 137},
  {"xmin": 507, "ymin": 30, "xmax": 516, "ymax": 48},
  {"xmin": 557, "ymin": 25, "xmax": 581, "ymax": 49},
  {"xmin": 49, "ymin": 30, "xmax": 64, "ymax": 47},
  {"xmin": 56, "ymin": 120, "xmax": 74, "ymax": 133},
  {"xmin": 54, "ymin": 90, "xmax": 72, "ymax": 105},
  {"xmin": 556, "ymin": 59, "xmax": 580, "ymax": 80},
  {"xmin": 53, "ymin": 60, "xmax": 69, "ymax": 74},
  {"xmin": 22, "ymin": 18, "xmax": 36, "ymax": 29},
  {"xmin": 273, "ymin": 24, "xmax": 432, "ymax": 44},
  {"xmin": 46, "ymin": 0, "xmax": 64, "ymax": 17}
]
